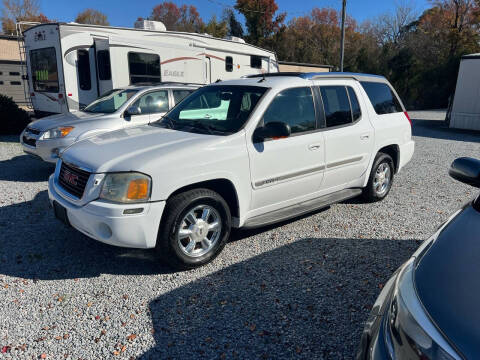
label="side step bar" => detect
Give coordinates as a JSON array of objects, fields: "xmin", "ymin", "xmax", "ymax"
[{"xmin": 243, "ymin": 188, "xmax": 362, "ymax": 229}]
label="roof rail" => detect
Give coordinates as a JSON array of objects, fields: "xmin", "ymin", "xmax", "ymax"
[{"xmin": 245, "ymin": 72, "xmax": 386, "ymax": 81}]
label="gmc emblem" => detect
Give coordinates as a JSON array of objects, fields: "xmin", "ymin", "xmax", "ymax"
[{"xmin": 63, "ymin": 170, "xmax": 78, "ymax": 186}]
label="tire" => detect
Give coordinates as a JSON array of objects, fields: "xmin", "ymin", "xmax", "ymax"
[
  {"xmin": 156, "ymin": 188, "xmax": 231, "ymax": 270},
  {"xmin": 362, "ymin": 152, "xmax": 395, "ymax": 202}
]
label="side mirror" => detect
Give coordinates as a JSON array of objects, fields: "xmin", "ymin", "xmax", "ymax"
[
  {"xmin": 124, "ymin": 106, "xmax": 141, "ymax": 117},
  {"xmin": 253, "ymin": 121, "xmax": 291, "ymax": 142},
  {"xmin": 449, "ymin": 157, "xmax": 480, "ymax": 188}
]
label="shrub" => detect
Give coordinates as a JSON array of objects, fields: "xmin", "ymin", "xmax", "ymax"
[{"xmin": 0, "ymin": 94, "xmax": 31, "ymax": 135}]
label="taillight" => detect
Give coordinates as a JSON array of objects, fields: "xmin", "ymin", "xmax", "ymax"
[
  {"xmin": 404, "ymin": 111, "xmax": 412, "ymax": 127},
  {"xmin": 58, "ymin": 93, "xmax": 63, "ymax": 99},
  {"xmin": 30, "ymin": 92, "xmax": 35, "ymax": 97}
]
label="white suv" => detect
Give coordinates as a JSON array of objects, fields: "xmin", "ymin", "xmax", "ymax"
[
  {"xmin": 48, "ymin": 73, "xmax": 414, "ymax": 269},
  {"xmin": 20, "ymin": 84, "xmax": 198, "ymax": 163}
]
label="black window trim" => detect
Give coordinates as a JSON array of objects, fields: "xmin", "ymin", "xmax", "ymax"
[
  {"xmin": 127, "ymin": 51, "xmax": 161, "ymax": 85},
  {"xmin": 253, "ymin": 85, "xmax": 320, "ymax": 142},
  {"xmin": 346, "ymin": 86, "xmax": 362, "ymax": 123},
  {"xmin": 97, "ymin": 49, "xmax": 112, "ymax": 81},
  {"xmin": 30, "ymin": 46, "xmax": 59, "ymax": 93},
  {"xmin": 250, "ymin": 55, "xmax": 263, "ymax": 69},
  {"xmin": 316, "ymin": 85, "xmax": 364, "ymax": 132}
]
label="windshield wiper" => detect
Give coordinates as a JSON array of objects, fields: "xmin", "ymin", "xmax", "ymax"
[
  {"xmin": 152, "ymin": 115, "xmax": 177, "ymax": 129},
  {"xmin": 186, "ymin": 122, "xmax": 216, "ymax": 135}
]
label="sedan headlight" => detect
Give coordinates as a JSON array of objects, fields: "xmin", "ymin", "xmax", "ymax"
[
  {"xmin": 99, "ymin": 172, "xmax": 151, "ymax": 203},
  {"xmin": 42, "ymin": 126, "xmax": 74, "ymax": 139},
  {"xmin": 384, "ymin": 259, "xmax": 459, "ymax": 359}
]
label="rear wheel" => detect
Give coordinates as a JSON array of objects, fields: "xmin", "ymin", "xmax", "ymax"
[
  {"xmin": 363, "ymin": 153, "xmax": 394, "ymax": 202},
  {"xmin": 156, "ymin": 188, "xmax": 231, "ymax": 270}
]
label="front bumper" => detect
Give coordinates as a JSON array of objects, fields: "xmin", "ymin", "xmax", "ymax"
[
  {"xmin": 356, "ymin": 273, "xmax": 397, "ymax": 360},
  {"xmin": 48, "ymin": 174, "xmax": 165, "ymax": 248},
  {"xmin": 20, "ymin": 130, "xmax": 74, "ymax": 163}
]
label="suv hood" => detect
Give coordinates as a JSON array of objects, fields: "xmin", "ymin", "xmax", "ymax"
[
  {"xmin": 414, "ymin": 202, "xmax": 480, "ymax": 359},
  {"xmin": 61, "ymin": 125, "xmax": 216, "ymax": 173},
  {"xmin": 28, "ymin": 111, "xmax": 108, "ymax": 132}
]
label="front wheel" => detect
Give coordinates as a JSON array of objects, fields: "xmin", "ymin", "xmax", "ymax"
[
  {"xmin": 156, "ymin": 188, "xmax": 231, "ymax": 270},
  {"xmin": 363, "ymin": 153, "xmax": 394, "ymax": 202}
]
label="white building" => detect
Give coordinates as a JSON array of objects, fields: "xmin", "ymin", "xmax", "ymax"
[{"xmin": 448, "ymin": 53, "xmax": 480, "ymax": 131}]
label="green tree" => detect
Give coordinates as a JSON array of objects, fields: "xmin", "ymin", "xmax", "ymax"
[
  {"xmin": 75, "ymin": 9, "xmax": 109, "ymax": 26},
  {"xmin": 202, "ymin": 15, "xmax": 228, "ymax": 38},
  {"xmin": 222, "ymin": 8, "xmax": 243, "ymax": 38}
]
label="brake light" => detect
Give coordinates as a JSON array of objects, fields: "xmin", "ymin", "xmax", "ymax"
[
  {"xmin": 58, "ymin": 93, "xmax": 63, "ymax": 99},
  {"xmin": 67, "ymin": 93, "xmax": 72, "ymax": 97},
  {"xmin": 30, "ymin": 92, "xmax": 35, "ymax": 96},
  {"xmin": 404, "ymin": 111, "xmax": 412, "ymax": 127}
]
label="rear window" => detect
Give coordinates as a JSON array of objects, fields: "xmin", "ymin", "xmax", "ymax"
[
  {"xmin": 30, "ymin": 47, "xmax": 59, "ymax": 93},
  {"xmin": 360, "ymin": 81, "xmax": 403, "ymax": 115}
]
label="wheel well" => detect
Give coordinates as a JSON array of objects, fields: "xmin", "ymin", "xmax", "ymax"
[
  {"xmin": 168, "ymin": 179, "xmax": 240, "ymax": 218},
  {"xmin": 378, "ymin": 145, "xmax": 400, "ymax": 173}
]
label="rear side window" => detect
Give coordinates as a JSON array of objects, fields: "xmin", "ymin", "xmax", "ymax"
[
  {"xmin": 128, "ymin": 52, "xmax": 161, "ymax": 84},
  {"xmin": 360, "ymin": 81, "xmax": 402, "ymax": 114},
  {"xmin": 173, "ymin": 89, "xmax": 193, "ymax": 104},
  {"xmin": 97, "ymin": 50, "xmax": 111, "ymax": 81},
  {"xmin": 320, "ymin": 86, "xmax": 352, "ymax": 128},
  {"xmin": 226, "ymin": 56, "xmax": 233, "ymax": 72},
  {"xmin": 263, "ymin": 87, "xmax": 316, "ymax": 134},
  {"xmin": 77, "ymin": 49, "xmax": 91, "ymax": 91},
  {"xmin": 30, "ymin": 47, "xmax": 59, "ymax": 93},
  {"xmin": 347, "ymin": 87, "xmax": 361, "ymax": 121}
]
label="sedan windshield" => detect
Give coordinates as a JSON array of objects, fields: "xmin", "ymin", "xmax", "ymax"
[
  {"xmin": 152, "ymin": 85, "xmax": 267, "ymax": 135},
  {"xmin": 83, "ymin": 89, "xmax": 138, "ymax": 114}
]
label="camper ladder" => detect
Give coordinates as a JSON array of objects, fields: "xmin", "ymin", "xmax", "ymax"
[{"xmin": 16, "ymin": 22, "xmax": 39, "ymax": 111}]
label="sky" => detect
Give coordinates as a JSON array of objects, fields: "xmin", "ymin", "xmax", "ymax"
[{"xmin": 32, "ymin": 0, "xmax": 431, "ymax": 28}]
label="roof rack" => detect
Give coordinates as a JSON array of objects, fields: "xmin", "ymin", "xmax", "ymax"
[{"xmin": 245, "ymin": 72, "xmax": 386, "ymax": 81}]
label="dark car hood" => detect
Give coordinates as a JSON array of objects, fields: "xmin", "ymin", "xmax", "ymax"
[{"xmin": 415, "ymin": 202, "xmax": 480, "ymax": 359}]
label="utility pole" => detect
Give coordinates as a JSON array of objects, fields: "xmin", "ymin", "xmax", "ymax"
[{"xmin": 340, "ymin": 0, "xmax": 346, "ymax": 72}]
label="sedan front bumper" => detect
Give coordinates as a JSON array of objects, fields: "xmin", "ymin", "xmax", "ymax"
[{"xmin": 20, "ymin": 130, "xmax": 74, "ymax": 163}]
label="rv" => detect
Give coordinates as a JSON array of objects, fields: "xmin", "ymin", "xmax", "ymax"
[{"xmin": 22, "ymin": 21, "xmax": 279, "ymax": 117}]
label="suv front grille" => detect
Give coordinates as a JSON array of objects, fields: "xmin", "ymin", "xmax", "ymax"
[
  {"xmin": 22, "ymin": 135, "xmax": 36, "ymax": 147},
  {"xmin": 58, "ymin": 162, "xmax": 90, "ymax": 199}
]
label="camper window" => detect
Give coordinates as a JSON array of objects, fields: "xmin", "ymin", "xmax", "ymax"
[
  {"xmin": 97, "ymin": 50, "xmax": 111, "ymax": 81},
  {"xmin": 128, "ymin": 52, "xmax": 161, "ymax": 84},
  {"xmin": 226, "ymin": 56, "xmax": 233, "ymax": 72},
  {"xmin": 77, "ymin": 49, "xmax": 92, "ymax": 91},
  {"xmin": 250, "ymin": 55, "xmax": 262, "ymax": 69},
  {"xmin": 30, "ymin": 47, "xmax": 59, "ymax": 93}
]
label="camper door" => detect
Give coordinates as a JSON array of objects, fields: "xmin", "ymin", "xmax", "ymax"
[
  {"xmin": 75, "ymin": 47, "xmax": 97, "ymax": 109},
  {"xmin": 94, "ymin": 38, "xmax": 113, "ymax": 96}
]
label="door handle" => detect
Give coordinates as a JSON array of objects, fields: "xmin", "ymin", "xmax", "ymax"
[
  {"xmin": 360, "ymin": 134, "xmax": 370, "ymax": 140},
  {"xmin": 308, "ymin": 144, "xmax": 322, "ymax": 151}
]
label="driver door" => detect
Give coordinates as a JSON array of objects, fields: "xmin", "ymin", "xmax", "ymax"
[
  {"xmin": 247, "ymin": 87, "xmax": 325, "ymax": 212},
  {"xmin": 124, "ymin": 90, "xmax": 170, "ymax": 127}
]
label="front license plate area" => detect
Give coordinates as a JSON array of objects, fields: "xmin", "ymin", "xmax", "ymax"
[{"xmin": 53, "ymin": 201, "xmax": 70, "ymax": 226}]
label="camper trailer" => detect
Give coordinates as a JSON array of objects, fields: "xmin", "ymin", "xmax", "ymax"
[{"xmin": 22, "ymin": 21, "xmax": 279, "ymax": 117}]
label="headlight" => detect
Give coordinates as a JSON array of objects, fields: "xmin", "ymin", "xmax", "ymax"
[
  {"xmin": 384, "ymin": 259, "xmax": 459, "ymax": 359},
  {"xmin": 99, "ymin": 172, "xmax": 151, "ymax": 203},
  {"xmin": 42, "ymin": 126, "xmax": 74, "ymax": 139}
]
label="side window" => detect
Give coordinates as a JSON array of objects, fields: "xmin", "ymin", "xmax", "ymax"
[
  {"xmin": 172, "ymin": 89, "xmax": 193, "ymax": 105},
  {"xmin": 77, "ymin": 49, "xmax": 91, "ymax": 91},
  {"xmin": 360, "ymin": 81, "xmax": 403, "ymax": 115},
  {"xmin": 226, "ymin": 56, "xmax": 233, "ymax": 72},
  {"xmin": 320, "ymin": 86, "xmax": 352, "ymax": 128},
  {"xmin": 128, "ymin": 52, "xmax": 161, "ymax": 84},
  {"xmin": 263, "ymin": 87, "xmax": 316, "ymax": 135},
  {"xmin": 347, "ymin": 87, "xmax": 361, "ymax": 121},
  {"xmin": 131, "ymin": 90, "xmax": 169, "ymax": 114},
  {"xmin": 250, "ymin": 55, "xmax": 262, "ymax": 69},
  {"xmin": 97, "ymin": 50, "xmax": 111, "ymax": 81}
]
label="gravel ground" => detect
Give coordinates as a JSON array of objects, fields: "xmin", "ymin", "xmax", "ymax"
[{"xmin": 1, "ymin": 119, "xmax": 479, "ymax": 359}]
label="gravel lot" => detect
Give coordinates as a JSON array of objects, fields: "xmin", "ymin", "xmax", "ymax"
[{"xmin": 1, "ymin": 117, "xmax": 479, "ymax": 359}]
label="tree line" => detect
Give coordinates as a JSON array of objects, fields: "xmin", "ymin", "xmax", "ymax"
[{"xmin": 2, "ymin": 0, "xmax": 480, "ymax": 109}]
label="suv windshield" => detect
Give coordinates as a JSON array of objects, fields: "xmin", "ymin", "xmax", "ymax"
[
  {"xmin": 83, "ymin": 89, "xmax": 138, "ymax": 114},
  {"xmin": 152, "ymin": 85, "xmax": 267, "ymax": 135}
]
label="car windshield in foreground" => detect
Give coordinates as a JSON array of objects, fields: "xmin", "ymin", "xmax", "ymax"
[
  {"xmin": 152, "ymin": 85, "xmax": 267, "ymax": 135},
  {"xmin": 83, "ymin": 89, "xmax": 138, "ymax": 114}
]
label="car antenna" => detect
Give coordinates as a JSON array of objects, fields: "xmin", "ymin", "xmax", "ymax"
[{"xmin": 258, "ymin": 72, "xmax": 266, "ymax": 83}]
